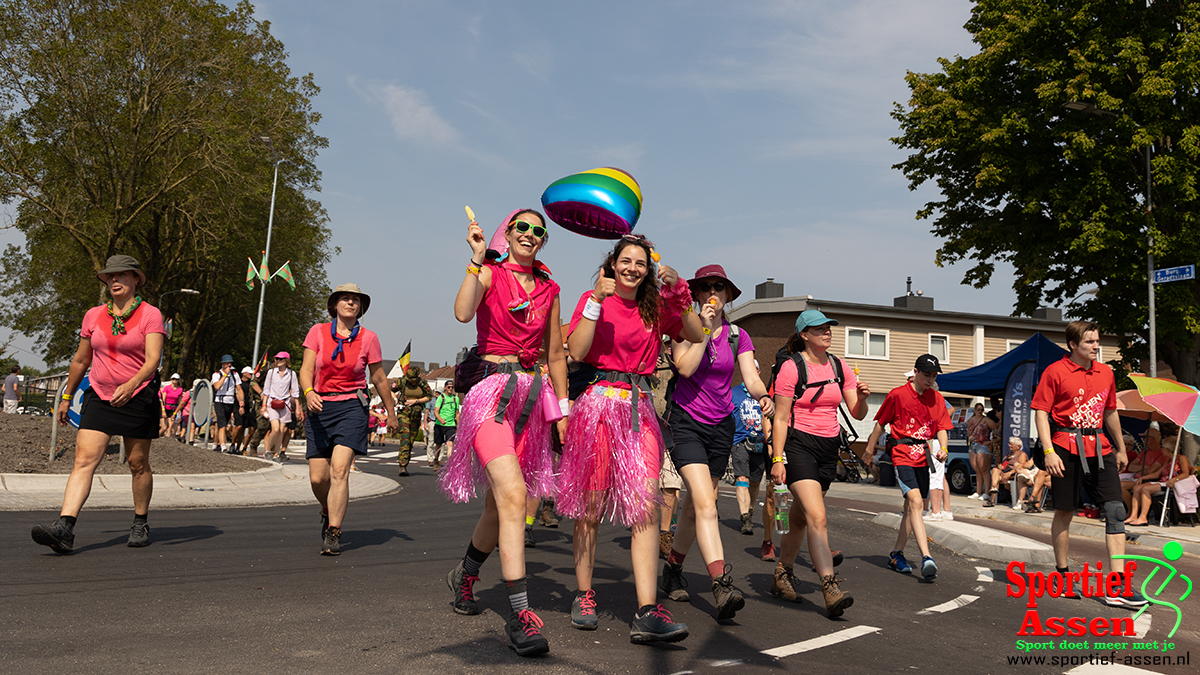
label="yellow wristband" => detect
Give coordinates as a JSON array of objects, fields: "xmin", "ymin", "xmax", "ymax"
[
  {"xmin": 466, "ymin": 265, "xmax": 482, "ymax": 276},
  {"xmin": 304, "ymin": 387, "xmax": 314, "ymax": 396},
  {"xmin": 1043, "ymin": 448, "xmax": 1055, "ymax": 456},
  {"xmin": 61, "ymin": 393, "xmax": 73, "ymax": 401},
  {"xmin": 701, "ymin": 327, "xmax": 711, "ymax": 335},
  {"xmin": 772, "ymin": 455, "xmax": 785, "ymax": 463}
]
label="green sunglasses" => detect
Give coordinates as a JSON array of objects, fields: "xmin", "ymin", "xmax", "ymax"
[{"xmin": 510, "ymin": 220, "xmax": 547, "ymax": 239}]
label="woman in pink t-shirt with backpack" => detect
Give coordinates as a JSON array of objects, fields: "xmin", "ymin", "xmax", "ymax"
[
  {"xmin": 559, "ymin": 235, "xmax": 703, "ymax": 643},
  {"xmin": 439, "ymin": 208, "xmax": 568, "ymax": 657},
  {"xmin": 31, "ymin": 255, "xmax": 165, "ymax": 555}
]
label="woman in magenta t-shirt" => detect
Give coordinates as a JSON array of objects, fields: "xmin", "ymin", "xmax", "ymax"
[
  {"xmin": 160, "ymin": 373, "xmax": 184, "ymax": 438},
  {"xmin": 298, "ymin": 283, "xmax": 397, "ymax": 556},
  {"xmin": 31, "ymin": 255, "xmax": 165, "ymax": 556},
  {"xmin": 559, "ymin": 235, "xmax": 702, "ymax": 642},
  {"xmin": 768, "ymin": 309, "xmax": 870, "ymax": 617},
  {"xmin": 438, "ymin": 209, "xmax": 568, "ymax": 656},
  {"xmin": 660, "ymin": 264, "xmax": 773, "ymax": 623}
]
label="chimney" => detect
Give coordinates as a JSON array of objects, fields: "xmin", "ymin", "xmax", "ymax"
[
  {"xmin": 1032, "ymin": 307, "xmax": 1063, "ymax": 322},
  {"xmin": 755, "ymin": 278, "xmax": 784, "ymax": 299},
  {"xmin": 894, "ymin": 277, "xmax": 934, "ymax": 310}
]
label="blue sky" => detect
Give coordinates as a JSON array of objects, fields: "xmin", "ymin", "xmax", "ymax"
[{"xmin": 5, "ymin": 0, "xmax": 1022, "ymax": 370}]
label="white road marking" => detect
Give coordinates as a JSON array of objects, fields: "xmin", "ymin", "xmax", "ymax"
[
  {"xmin": 711, "ymin": 659, "xmax": 743, "ymax": 667},
  {"xmin": 973, "ymin": 585, "xmax": 986, "ymax": 593},
  {"xmin": 760, "ymin": 625, "xmax": 881, "ymax": 659},
  {"xmin": 847, "ymin": 508, "xmax": 878, "ymax": 516},
  {"xmin": 975, "ymin": 567, "xmax": 994, "ymax": 582},
  {"xmin": 1065, "ymin": 663, "xmax": 1163, "ymax": 674},
  {"xmin": 373, "ymin": 451, "xmax": 399, "ymax": 459},
  {"xmin": 916, "ymin": 594, "xmax": 979, "ymax": 615},
  {"xmin": 1132, "ymin": 613, "xmax": 1151, "ymax": 639}
]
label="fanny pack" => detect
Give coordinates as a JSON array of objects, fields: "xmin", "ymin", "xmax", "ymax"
[{"xmin": 270, "ymin": 398, "xmax": 288, "ymax": 409}]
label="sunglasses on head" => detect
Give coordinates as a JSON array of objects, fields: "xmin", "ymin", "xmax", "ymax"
[
  {"xmin": 621, "ymin": 233, "xmax": 656, "ymax": 248},
  {"xmin": 696, "ymin": 281, "xmax": 726, "ymax": 293},
  {"xmin": 511, "ymin": 220, "xmax": 547, "ymax": 238}
]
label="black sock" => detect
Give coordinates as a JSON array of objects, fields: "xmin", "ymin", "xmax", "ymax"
[
  {"xmin": 506, "ymin": 576, "xmax": 529, "ymax": 614},
  {"xmin": 1056, "ymin": 566, "xmax": 1069, "ymax": 576},
  {"xmin": 59, "ymin": 515, "xmax": 77, "ymax": 531},
  {"xmin": 463, "ymin": 542, "xmax": 490, "ymax": 577},
  {"xmin": 635, "ymin": 604, "xmax": 656, "ymax": 618},
  {"xmin": 134, "ymin": 513, "xmax": 148, "ymax": 524}
]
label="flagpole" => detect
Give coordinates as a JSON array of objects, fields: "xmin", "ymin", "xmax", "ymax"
[{"xmin": 253, "ymin": 138, "xmax": 289, "ymax": 368}]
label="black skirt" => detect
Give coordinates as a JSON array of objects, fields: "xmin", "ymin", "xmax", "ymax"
[{"xmin": 79, "ymin": 381, "xmax": 161, "ymax": 439}]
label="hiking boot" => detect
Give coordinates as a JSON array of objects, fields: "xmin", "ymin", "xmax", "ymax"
[
  {"xmin": 660, "ymin": 562, "xmax": 689, "ymax": 602},
  {"xmin": 888, "ymin": 550, "xmax": 912, "ymax": 574},
  {"xmin": 321, "ymin": 526, "xmax": 342, "ymax": 556},
  {"xmin": 505, "ymin": 609, "xmax": 550, "ymax": 657},
  {"xmin": 771, "ymin": 563, "xmax": 803, "ymax": 603},
  {"xmin": 447, "ymin": 560, "xmax": 481, "ymax": 615},
  {"xmin": 740, "ymin": 513, "xmax": 753, "ymax": 535},
  {"xmin": 921, "ymin": 555, "xmax": 938, "ymax": 580},
  {"xmin": 711, "ymin": 565, "xmax": 746, "ymax": 620},
  {"xmin": 629, "ymin": 604, "xmax": 689, "ymax": 644},
  {"xmin": 659, "ymin": 531, "xmax": 673, "ymax": 560},
  {"xmin": 524, "ymin": 526, "xmax": 535, "ymax": 548},
  {"xmin": 761, "ymin": 540, "xmax": 777, "ymax": 562},
  {"xmin": 127, "ymin": 519, "xmax": 150, "ymax": 547},
  {"xmin": 570, "ymin": 589, "xmax": 598, "ymax": 630},
  {"xmin": 540, "ymin": 502, "xmax": 559, "ymax": 528},
  {"xmin": 31, "ymin": 519, "xmax": 74, "ymax": 555},
  {"xmin": 821, "ymin": 574, "xmax": 853, "ymax": 618}
]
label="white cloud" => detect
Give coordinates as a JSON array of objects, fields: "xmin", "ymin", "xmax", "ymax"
[
  {"xmin": 362, "ymin": 82, "xmax": 462, "ymax": 146},
  {"xmin": 590, "ymin": 142, "xmax": 645, "ymax": 173},
  {"xmin": 511, "ymin": 39, "xmax": 554, "ymax": 81}
]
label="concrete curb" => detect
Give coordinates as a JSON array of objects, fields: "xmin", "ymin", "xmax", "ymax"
[
  {"xmin": 0, "ymin": 462, "xmax": 401, "ymax": 511},
  {"xmin": 872, "ymin": 511, "xmax": 1056, "ymax": 564}
]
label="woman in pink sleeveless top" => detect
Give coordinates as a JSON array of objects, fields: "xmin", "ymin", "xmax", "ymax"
[{"xmin": 439, "ymin": 208, "xmax": 568, "ymax": 657}]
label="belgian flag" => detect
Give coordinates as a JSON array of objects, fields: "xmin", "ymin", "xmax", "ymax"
[{"xmin": 397, "ymin": 341, "xmax": 411, "ymax": 373}]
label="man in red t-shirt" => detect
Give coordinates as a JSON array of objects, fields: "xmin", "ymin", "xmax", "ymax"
[
  {"xmin": 1032, "ymin": 321, "xmax": 1146, "ymax": 609},
  {"xmin": 864, "ymin": 354, "xmax": 951, "ymax": 581}
]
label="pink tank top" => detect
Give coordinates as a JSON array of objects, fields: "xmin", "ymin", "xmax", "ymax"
[{"xmin": 475, "ymin": 263, "xmax": 560, "ymax": 368}]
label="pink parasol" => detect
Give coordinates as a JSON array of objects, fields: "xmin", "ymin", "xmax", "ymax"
[{"xmin": 1128, "ymin": 375, "xmax": 1199, "ymax": 526}]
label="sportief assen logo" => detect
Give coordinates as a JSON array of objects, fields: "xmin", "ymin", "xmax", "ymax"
[{"xmin": 1003, "ymin": 543, "xmax": 1193, "ymax": 667}]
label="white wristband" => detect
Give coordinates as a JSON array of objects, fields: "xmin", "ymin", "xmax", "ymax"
[
  {"xmin": 559, "ymin": 398, "xmax": 571, "ymax": 416},
  {"xmin": 582, "ymin": 298, "xmax": 602, "ymax": 321}
]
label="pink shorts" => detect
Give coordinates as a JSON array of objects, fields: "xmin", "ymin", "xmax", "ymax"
[{"xmin": 473, "ymin": 416, "xmax": 524, "ymax": 467}]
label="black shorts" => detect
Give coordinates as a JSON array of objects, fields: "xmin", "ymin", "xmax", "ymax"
[
  {"xmin": 666, "ymin": 401, "xmax": 734, "ymax": 477},
  {"xmin": 782, "ymin": 428, "xmax": 840, "ymax": 491},
  {"xmin": 731, "ymin": 438, "xmax": 767, "ymax": 483},
  {"xmin": 80, "ymin": 384, "xmax": 161, "ymax": 440},
  {"xmin": 895, "ymin": 464, "xmax": 931, "ymax": 499},
  {"xmin": 1049, "ymin": 446, "xmax": 1122, "ymax": 511},
  {"xmin": 434, "ymin": 424, "xmax": 457, "ymax": 445},
  {"xmin": 305, "ymin": 398, "xmax": 369, "ymax": 458},
  {"xmin": 213, "ymin": 400, "xmax": 236, "ymax": 428}
]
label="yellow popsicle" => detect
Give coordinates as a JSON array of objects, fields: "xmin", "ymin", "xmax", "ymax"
[
  {"xmin": 650, "ymin": 250, "xmax": 661, "ymax": 262},
  {"xmin": 465, "ymin": 206, "xmax": 476, "ymax": 222},
  {"xmin": 708, "ymin": 298, "xmax": 719, "ymax": 306},
  {"xmin": 854, "ymin": 361, "xmax": 860, "ymax": 376}
]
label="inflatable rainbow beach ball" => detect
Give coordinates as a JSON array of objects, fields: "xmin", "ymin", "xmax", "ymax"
[{"xmin": 541, "ymin": 167, "xmax": 643, "ymax": 239}]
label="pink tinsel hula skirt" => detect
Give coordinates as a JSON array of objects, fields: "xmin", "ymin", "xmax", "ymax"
[
  {"xmin": 557, "ymin": 384, "xmax": 663, "ymax": 528},
  {"xmin": 437, "ymin": 371, "xmax": 557, "ymax": 503}
]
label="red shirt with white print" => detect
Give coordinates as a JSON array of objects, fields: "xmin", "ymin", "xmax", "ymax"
[
  {"xmin": 1031, "ymin": 355, "xmax": 1116, "ymax": 457},
  {"xmin": 874, "ymin": 382, "xmax": 953, "ymax": 468}
]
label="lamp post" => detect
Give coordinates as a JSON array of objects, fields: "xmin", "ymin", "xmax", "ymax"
[
  {"xmin": 158, "ymin": 288, "xmax": 200, "ymax": 374},
  {"xmin": 1063, "ymin": 102, "xmax": 1155, "ymax": 376},
  {"xmin": 252, "ymin": 137, "xmax": 291, "ymax": 370}
]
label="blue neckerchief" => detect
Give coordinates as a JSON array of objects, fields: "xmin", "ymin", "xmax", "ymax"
[{"xmin": 330, "ymin": 321, "xmax": 360, "ymax": 362}]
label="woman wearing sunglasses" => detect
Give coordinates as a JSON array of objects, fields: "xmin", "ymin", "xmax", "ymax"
[
  {"xmin": 440, "ymin": 209, "xmax": 568, "ymax": 657},
  {"xmin": 659, "ymin": 265, "xmax": 773, "ymax": 623},
  {"xmin": 558, "ymin": 234, "xmax": 703, "ymax": 643}
]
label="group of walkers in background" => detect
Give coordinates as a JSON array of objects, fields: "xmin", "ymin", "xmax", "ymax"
[{"xmin": 26, "ymin": 221, "xmax": 1157, "ymax": 659}]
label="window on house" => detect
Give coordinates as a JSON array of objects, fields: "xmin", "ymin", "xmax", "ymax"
[
  {"xmin": 846, "ymin": 327, "xmax": 888, "ymax": 359},
  {"xmin": 929, "ymin": 334, "xmax": 949, "ymax": 363},
  {"xmin": 1006, "ymin": 340, "xmax": 1022, "ymax": 352}
]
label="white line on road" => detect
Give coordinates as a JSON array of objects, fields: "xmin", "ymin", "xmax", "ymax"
[
  {"xmin": 917, "ymin": 594, "xmax": 979, "ymax": 615},
  {"xmin": 760, "ymin": 625, "xmax": 881, "ymax": 659},
  {"xmin": 976, "ymin": 567, "xmax": 994, "ymax": 582},
  {"xmin": 1133, "ymin": 613, "xmax": 1151, "ymax": 639},
  {"xmin": 1065, "ymin": 663, "xmax": 1163, "ymax": 674},
  {"xmin": 846, "ymin": 508, "xmax": 878, "ymax": 516},
  {"xmin": 710, "ymin": 659, "xmax": 743, "ymax": 667}
]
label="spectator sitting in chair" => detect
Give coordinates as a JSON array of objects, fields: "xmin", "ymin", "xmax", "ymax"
[
  {"xmin": 1010, "ymin": 440, "xmax": 1048, "ymax": 512},
  {"xmin": 1125, "ymin": 439, "xmax": 1190, "ymax": 527},
  {"xmin": 985, "ymin": 437, "xmax": 1023, "ymax": 507}
]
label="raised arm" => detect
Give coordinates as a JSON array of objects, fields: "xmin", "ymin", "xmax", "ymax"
[{"xmin": 454, "ymin": 220, "xmax": 494, "ymax": 323}]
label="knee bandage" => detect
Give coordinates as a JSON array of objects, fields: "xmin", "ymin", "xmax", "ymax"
[
  {"xmin": 734, "ymin": 480, "xmax": 749, "ymax": 488},
  {"xmin": 1104, "ymin": 501, "xmax": 1126, "ymax": 535}
]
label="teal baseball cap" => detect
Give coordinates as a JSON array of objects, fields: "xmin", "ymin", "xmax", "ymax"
[{"xmin": 796, "ymin": 309, "xmax": 839, "ymax": 331}]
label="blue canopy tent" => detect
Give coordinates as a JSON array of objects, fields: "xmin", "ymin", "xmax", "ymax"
[{"xmin": 936, "ymin": 333, "xmax": 1067, "ymax": 397}]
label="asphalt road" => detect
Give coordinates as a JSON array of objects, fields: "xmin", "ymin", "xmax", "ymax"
[{"xmin": 3, "ymin": 454, "xmax": 1198, "ymax": 675}]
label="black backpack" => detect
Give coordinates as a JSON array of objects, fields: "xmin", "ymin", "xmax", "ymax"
[{"xmin": 769, "ymin": 347, "xmax": 845, "ymax": 421}]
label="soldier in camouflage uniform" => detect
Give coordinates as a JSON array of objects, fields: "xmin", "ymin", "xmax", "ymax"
[{"xmin": 396, "ymin": 365, "xmax": 433, "ymax": 476}]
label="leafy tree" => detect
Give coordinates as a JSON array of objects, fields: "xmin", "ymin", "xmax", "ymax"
[
  {"xmin": 892, "ymin": 0, "xmax": 1200, "ymax": 385},
  {"xmin": 0, "ymin": 0, "xmax": 331, "ymax": 380}
]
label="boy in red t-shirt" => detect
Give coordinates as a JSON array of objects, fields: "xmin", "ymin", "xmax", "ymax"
[
  {"xmin": 1031, "ymin": 321, "xmax": 1146, "ymax": 608},
  {"xmin": 864, "ymin": 355, "xmax": 951, "ymax": 581}
]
